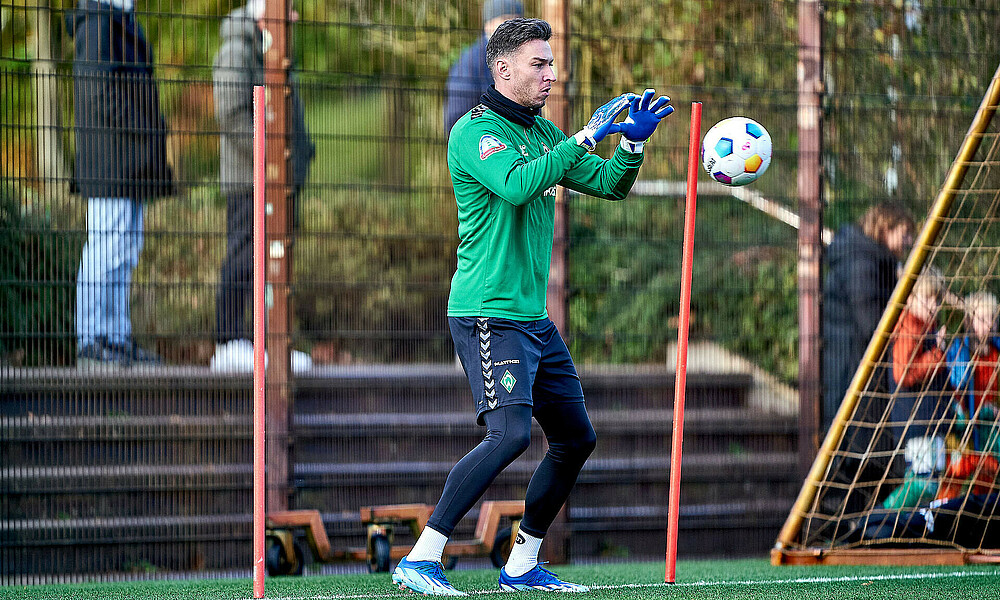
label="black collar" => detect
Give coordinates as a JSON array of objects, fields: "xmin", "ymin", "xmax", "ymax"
[{"xmin": 480, "ymin": 86, "xmax": 540, "ymax": 128}]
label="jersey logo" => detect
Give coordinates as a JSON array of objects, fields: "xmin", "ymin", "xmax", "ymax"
[
  {"xmin": 479, "ymin": 135, "xmax": 507, "ymax": 160},
  {"xmin": 470, "ymin": 104, "xmax": 487, "ymax": 119},
  {"xmin": 500, "ymin": 370, "xmax": 517, "ymax": 393}
]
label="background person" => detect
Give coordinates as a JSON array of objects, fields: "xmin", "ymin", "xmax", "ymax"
[
  {"xmin": 70, "ymin": 0, "xmax": 174, "ymax": 368},
  {"xmin": 391, "ymin": 18, "xmax": 674, "ymax": 596},
  {"xmin": 443, "ymin": 0, "xmax": 523, "ymax": 136},
  {"xmin": 821, "ymin": 202, "xmax": 916, "ymax": 430},
  {"xmin": 881, "ymin": 268, "xmax": 949, "ymax": 509},
  {"xmin": 946, "ymin": 291, "xmax": 1000, "ymax": 454},
  {"xmin": 211, "ymin": 0, "xmax": 315, "ymax": 373}
]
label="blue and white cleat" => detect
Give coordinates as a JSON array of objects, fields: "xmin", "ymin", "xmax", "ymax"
[
  {"xmin": 392, "ymin": 556, "xmax": 467, "ymax": 596},
  {"xmin": 498, "ymin": 564, "xmax": 590, "ymax": 593}
]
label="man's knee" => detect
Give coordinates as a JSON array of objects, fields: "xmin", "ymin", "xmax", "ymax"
[
  {"xmin": 550, "ymin": 426, "xmax": 596, "ymax": 464},
  {"xmin": 496, "ymin": 424, "xmax": 532, "ymax": 458},
  {"xmin": 483, "ymin": 406, "xmax": 533, "ymax": 460},
  {"xmin": 574, "ymin": 426, "xmax": 598, "ymax": 459}
]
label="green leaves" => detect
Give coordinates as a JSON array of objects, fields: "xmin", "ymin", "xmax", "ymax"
[
  {"xmin": 0, "ymin": 188, "xmax": 81, "ymax": 366},
  {"xmin": 568, "ymin": 193, "xmax": 799, "ymax": 381}
]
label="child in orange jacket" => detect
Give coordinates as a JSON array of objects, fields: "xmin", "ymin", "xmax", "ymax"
[
  {"xmin": 883, "ymin": 269, "xmax": 950, "ymax": 509},
  {"xmin": 892, "ymin": 270, "xmax": 947, "ymax": 393}
]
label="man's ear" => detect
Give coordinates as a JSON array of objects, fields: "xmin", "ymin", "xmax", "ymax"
[{"xmin": 494, "ymin": 57, "xmax": 511, "ymax": 80}]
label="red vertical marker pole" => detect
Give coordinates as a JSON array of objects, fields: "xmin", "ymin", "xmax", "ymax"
[
  {"xmin": 665, "ymin": 101, "xmax": 702, "ymax": 584},
  {"xmin": 252, "ymin": 84, "xmax": 267, "ymax": 599}
]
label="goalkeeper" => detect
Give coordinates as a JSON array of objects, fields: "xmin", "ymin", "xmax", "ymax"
[{"xmin": 392, "ymin": 17, "xmax": 673, "ymax": 596}]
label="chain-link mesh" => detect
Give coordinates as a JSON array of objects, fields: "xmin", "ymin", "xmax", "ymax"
[{"xmin": 2, "ymin": 0, "xmax": 999, "ymax": 583}]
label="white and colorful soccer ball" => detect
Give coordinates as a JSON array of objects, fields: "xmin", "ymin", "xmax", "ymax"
[{"xmin": 700, "ymin": 116, "xmax": 772, "ymax": 186}]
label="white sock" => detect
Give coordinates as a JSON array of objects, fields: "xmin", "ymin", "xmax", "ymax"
[
  {"xmin": 406, "ymin": 527, "xmax": 448, "ymax": 563},
  {"xmin": 503, "ymin": 530, "xmax": 542, "ymax": 577}
]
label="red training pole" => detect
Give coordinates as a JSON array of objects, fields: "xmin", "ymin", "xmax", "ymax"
[
  {"xmin": 252, "ymin": 85, "xmax": 267, "ymax": 599},
  {"xmin": 665, "ymin": 101, "xmax": 702, "ymax": 584}
]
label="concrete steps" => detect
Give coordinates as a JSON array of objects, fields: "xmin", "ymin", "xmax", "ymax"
[{"xmin": 1, "ymin": 363, "xmax": 798, "ymax": 578}]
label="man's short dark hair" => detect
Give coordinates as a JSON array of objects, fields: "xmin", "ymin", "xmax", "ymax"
[{"xmin": 485, "ymin": 18, "xmax": 552, "ymax": 73}]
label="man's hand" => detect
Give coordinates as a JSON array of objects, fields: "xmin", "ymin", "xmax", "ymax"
[
  {"xmin": 574, "ymin": 94, "xmax": 632, "ymax": 151},
  {"xmin": 610, "ymin": 88, "xmax": 674, "ymax": 144}
]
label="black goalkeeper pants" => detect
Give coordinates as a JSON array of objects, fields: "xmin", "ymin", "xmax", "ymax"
[{"xmin": 425, "ymin": 402, "xmax": 596, "ymax": 539}]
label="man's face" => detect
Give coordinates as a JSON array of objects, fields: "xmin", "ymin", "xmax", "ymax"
[
  {"xmin": 501, "ymin": 39, "xmax": 556, "ymax": 109},
  {"xmin": 885, "ymin": 223, "xmax": 914, "ymax": 258}
]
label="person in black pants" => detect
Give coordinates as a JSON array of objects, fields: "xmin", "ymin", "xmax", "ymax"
[
  {"xmin": 211, "ymin": 0, "xmax": 314, "ymax": 372},
  {"xmin": 822, "ymin": 202, "xmax": 915, "ymax": 430},
  {"xmin": 392, "ymin": 17, "xmax": 671, "ymax": 596}
]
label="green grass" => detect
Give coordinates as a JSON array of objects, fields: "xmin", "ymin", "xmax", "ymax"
[{"xmin": 4, "ymin": 559, "xmax": 1000, "ymax": 600}]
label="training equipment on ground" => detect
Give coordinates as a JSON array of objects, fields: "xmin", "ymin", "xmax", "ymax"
[
  {"xmin": 772, "ymin": 63, "xmax": 1000, "ymax": 567},
  {"xmin": 666, "ymin": 101, "xmax": 703, "ymax": 584},
  {"xmin": 575, "ymin": 94, "xmax": 632, "ymax": 151},
  {"xmin": 700, "ymin": 116, "xmax": 772, "ymax": 186},
  {"xmin": 609, "ymin": 88, "xmax": 674, "ymax": 143},
  {"xmin": 252, "ymin": 85, "xmax": 267, "ymax": 599}
]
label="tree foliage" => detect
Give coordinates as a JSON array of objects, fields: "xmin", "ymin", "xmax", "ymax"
[{"xmin": 3, "ymin": 1, "xmax": 1000, "ymax": 377}]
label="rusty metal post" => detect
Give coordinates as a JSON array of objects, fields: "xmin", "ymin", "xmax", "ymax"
[
  {"xmin": 262, "ymin": 0, "xmax": 293, "ymax": 513},
  {"xmin": 797, "ymin": 0, "xmax": 823, "ymax": 476},
  {"xmin": 544, "ymin": 0, "xmax": 569, "ymax": 334},
  {"xmin": 542, "ymin": 0, "xmax": 570, "ymax": 564}
]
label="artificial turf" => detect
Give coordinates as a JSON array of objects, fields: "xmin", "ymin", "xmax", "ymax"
[{"xmin": 3, "ymin": 559, "xmax": 1000, "ymax": 600}]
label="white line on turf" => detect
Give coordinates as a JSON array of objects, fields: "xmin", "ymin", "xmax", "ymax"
[{"xmin": 251, "ymin": 568, "xmax": 1000, "ymax": 600}]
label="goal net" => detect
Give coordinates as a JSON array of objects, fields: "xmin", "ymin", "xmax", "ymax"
[{"xmin": 774, "ymin": 63, "xmax": 1000, "ymax": 565}]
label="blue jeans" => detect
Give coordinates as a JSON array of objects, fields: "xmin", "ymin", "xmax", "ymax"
[{"xmin": 76, "ymin": 197, "xmax": 144, "ymax": 349}]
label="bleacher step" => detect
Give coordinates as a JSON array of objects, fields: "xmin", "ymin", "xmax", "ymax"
[{"xmin": 1, "ymin": 365, "xmax": 794, "ymax": 577}]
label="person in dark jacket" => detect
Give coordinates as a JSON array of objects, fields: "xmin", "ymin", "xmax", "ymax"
[
  {"xmin": 822, "ymin": 202, "xmax": 916, "ymax": 430},
  {"xmin": 69, "ymin": 0, "xmax": 174, "ymax": 368},
  {"xmin": 210, "ymin": 0, "xmax": 315, "ymax": 373},
  {"xmin": 443, "ymin": 0, "xmax": 523, "ymax": 136}
]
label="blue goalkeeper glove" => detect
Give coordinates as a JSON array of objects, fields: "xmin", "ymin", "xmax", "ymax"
[
  {"xmin": 574, "ymin": 94, "xmax": 632, "ymax": 151},
  {"xmin": 609, "ymin": 88, "xmax": 674, "ymax": 149}
]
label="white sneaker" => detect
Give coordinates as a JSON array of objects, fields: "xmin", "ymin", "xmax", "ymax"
[
  {"xmin": 291, "ymin": 348, "xmax": 313, "ymax": 373},
  {"xmin": 210, "ymin": 339, "xmax": 313, "ymax": 374},
  {"xmin": 211, "ymin": 339, "xmax": 254, "ymax": 372}
]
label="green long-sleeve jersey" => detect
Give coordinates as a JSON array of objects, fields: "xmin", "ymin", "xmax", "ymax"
[{"xmin": 447, "ymin": 104, "xmax": 644, "ymax": 320}]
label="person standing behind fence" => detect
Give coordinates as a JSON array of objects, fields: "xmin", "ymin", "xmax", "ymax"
[
  {"xmin": 211, "ymin": 0, "xmax": 314, "ymax": 373},
  {"xmin": 821, "ymin": 202, "xmax": 915, "ymax": 430},
  {"xmin": 443, "ymin": 0, "xmax": 523, "ymax": 136},
  {"xmin": 70, "ymin": 0, "xmax": 174, "ymax": 368}
]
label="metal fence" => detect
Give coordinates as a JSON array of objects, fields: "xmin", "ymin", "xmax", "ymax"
[{"xmin": 2, "ymin": 0, "xmax": 999, "ymax": 583}]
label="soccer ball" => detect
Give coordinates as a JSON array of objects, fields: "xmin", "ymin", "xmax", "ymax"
[{"xmin": 700, "ymin": 117, "xmax": 772, "ymax": 186}]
